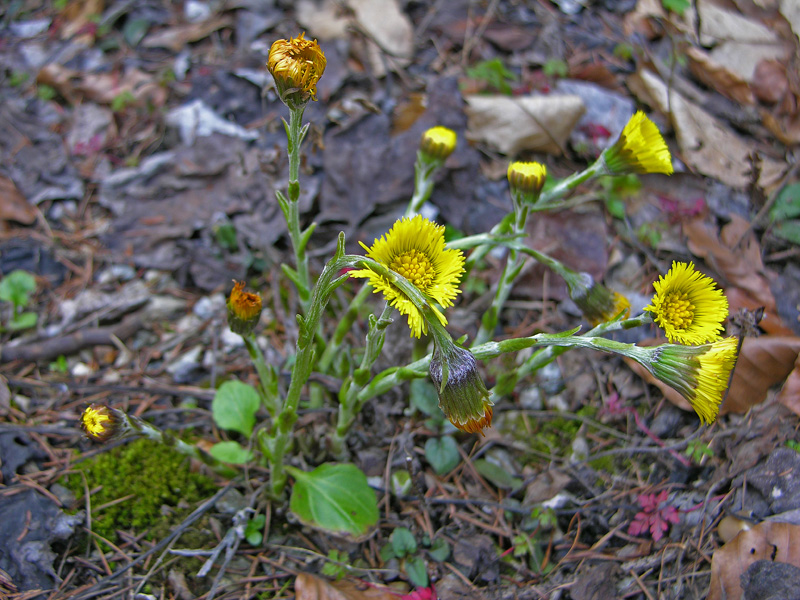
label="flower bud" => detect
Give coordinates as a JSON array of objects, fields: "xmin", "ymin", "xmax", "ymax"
[
  {"xmin": 267, "ymin": 33, "xmax": 326, "ymax": 109},
  {"xmin": 81, "ymin": 404, "xmax": 125, "ymax": 443},
  {"xmin": 566, "ymin": 272, "xmax": 630, "ymax": 326},
  {"xmin": 227, "ymin": 281, "xmax": 262, "ymax": 336},
  {"xmin": 419, "ymin": 126, "xmax": 457, "ymax": 162},
  {"xmin": 429, "ymin": 342, "xmax": 493, "ymax": 435},
  {"xmin": 507, "ymin": 161, "xmax": 547, "ymax": 201}
]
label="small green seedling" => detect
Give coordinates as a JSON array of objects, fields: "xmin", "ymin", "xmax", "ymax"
[
  {"xmin": 0, "ymin": 270, "xmax": 38, "ymax": 331},
  {"xmin": 244, "ymin": 513, "xmax": 266, "ymax": 546}
]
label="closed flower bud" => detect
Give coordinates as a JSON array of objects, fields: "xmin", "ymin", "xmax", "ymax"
[
  {"xmin": 81, "ymin": 404, "xmax": 125, "ymax": 443},
  {"xmin": 267, "ymin": 33, "xmax": 326, "ymax": 109},
  {"xmin": 429, "ymin": 342, "xmax": 493, "ymax": 435},
  {"xmin": 507, "ymin": 161, "xmax": 547, "ymax": 201},
  {"xmin": 565, "ymin": 271, "xmax": 630, "ymax": 326},
  {"xmin": 420, "ymin": 126, "xmax": 457, "ymax": 162},
  {"xmin": 228, "ymin": 281, "xmax": 262, "ymax": 336}
]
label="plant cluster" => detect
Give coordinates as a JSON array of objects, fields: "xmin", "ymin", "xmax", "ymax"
[{"xmin": 80, "ymin": 33, "xmax": 739, "ymax": 565}]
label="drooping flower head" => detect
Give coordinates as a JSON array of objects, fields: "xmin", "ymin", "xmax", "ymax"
[
  {"xmin": 420, "ymin": 126, "xmax": 457, "ymax": 162},
  {"xmin": 81, "ymin": 404, "xmax": 125, "ymax": 443},
  {"xmin": 646, "ymin": 336, "xmax": 738, "ymax": 424},
  {"xmin": 267, "ymin": 33, "xmax": 326, "ymax": 109},
  {"xmin": 428, "ymin": 333, "xmax": 493, "ymax": 434},
  {"xmin": 507, "ymin": 161, "xmax": 547, "ymax": 201},
  {"xmin": 644, "ymin": 261, "xmax": 728, "ymax": 345},
  {"xmin": 349, "ymin": 215, "xmax": 465, "ymax": 338},
  {"xmin": 603, "ymin": 111, "xmax": 673, "ymax": 175},
  {"xmin": 227, "ymin": 280, "xmax": 262, "ymax": 336},
  {"xmin": 565, "ymin": 271, "xmax": 630, "ymax": 326}
]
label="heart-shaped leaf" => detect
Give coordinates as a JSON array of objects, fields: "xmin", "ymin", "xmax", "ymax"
[{"xmin": 212, "ymin": 380, "xmax": 260, "ymax": 437}]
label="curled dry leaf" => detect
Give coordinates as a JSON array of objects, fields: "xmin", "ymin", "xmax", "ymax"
[
  {"xmin": 708, "ymin": 521, "xmax": 800, "ymax": 600},
  {"xmin": 686, "ymin": 46, "xmax": 755, "ymax": 106},
  {"xmin": 295, "ymin": 573, "xmax": 397, "ymax": 600},
  {"xmin": 464, "ymin": 94, "xmax": 585, "ymax": 155},
  {"xmin": 684, "ymin": 215, "xmax": 793, "ymax": 336},
  {"xmin": 0, "ymin": 175, "xmax": 37, "ymax": 226}
]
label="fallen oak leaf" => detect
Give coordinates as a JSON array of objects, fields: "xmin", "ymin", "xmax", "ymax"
[{"xmin": 708, "ymin": 521, "xmax": 800, "ymax": 600}]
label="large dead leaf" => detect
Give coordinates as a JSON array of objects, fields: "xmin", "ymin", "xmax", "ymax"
[
  {"xmin": 708, "ymin": 521, "xmax": 800, "ymax": 600},
  {"xmin": 464, "ymin": 94, "xmax": 585, "ymax": 155},
  {"xmin": 629, "ymin": 69, "xmax": 785, "ymax": 190},
  {"xmin": 683, "ymin": 215, "xmax": 793, "ymax": 336},
  {"xmin": 776, "ymin": 352, "xmax": 800, "ymax": 416},
  {"xmin": 295, "ymin": 573, "xmax": 396, "ymax": 600},
  {"xmin": 37, "ymin": 64, "xmax": 166, "ymax": 108},
  {"xmin": 686, "ymin": 46, "xmax": 755, "ymax": 106}
]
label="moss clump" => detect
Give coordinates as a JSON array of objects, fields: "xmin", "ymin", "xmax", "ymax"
[{"xmin": 66, "ymin": 437, "xmax": 217, "ymax": 545}]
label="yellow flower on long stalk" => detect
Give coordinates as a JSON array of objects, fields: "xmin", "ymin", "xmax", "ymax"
[
  {"xmin": 507, "ymin": 161, "xmax": 547, "ymax": 200},
  {"xmin": 647, "ymin": 337, "xmax": 738, "ymax": 424},
  {"xmin": 644, "ymin": 261, "xmax": 728, "ymax": 345},
  {"xmin": 349, "ymin": 215, "xmax": 465, "ymax": 338},
  {"xmin": 267, "ymin": 33, "xmax": 326, "ymax": 109},
  {"xmin": 603, "ymin": 111, "xmax": 673, "ymax": 175}
]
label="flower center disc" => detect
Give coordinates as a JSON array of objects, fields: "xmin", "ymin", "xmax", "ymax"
[
  {"xmin": 662, "ymin": 291, "xmax": 694, "ymax": 329},
  {"xmin": 391, "ymin": 249, "xmax": 435, "ymax": 290}
]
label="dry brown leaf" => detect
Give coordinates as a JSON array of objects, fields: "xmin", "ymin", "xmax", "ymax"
[
  {"xmin": 59, "ymin": 0, "xmax": 104, "ymax": 41},
  {"xmin": 752, "ymin": 59, "xmax": 790, "ymax": 105},
  {"xmin": 629, "ymin": 69, "xmax": 785, "ymax": 190},
  {"xmin": 464, "ymin": 94, "xmax": 585, "ymax": 155},
  {"xmin": 683, "ymin": 215, "xmax": 793, "ymax": 336},
  {"xmin": 37, "ymin": 64, "xmax": 167, "ymax": 109},
  {"xmin": 295, "ymin": 573, "xmax": 397, "ymax": 600},
  {"xmin": 708, "ymin": 521, "xmax": 800, "ymax": 600},
  {"xmin": 0, "ymin": 175, "xmax": 37, "ymax": 225},
  {"xmin": 141, "ymin": 17, "xmax": 232, "ymax": 52},
  {"xmin": 686, "ymin": 46, "xmax": 755, "ymax": 106},
  {"xmin": 775, "ymin": 352, "xmax": 800, "ymax": 416}
]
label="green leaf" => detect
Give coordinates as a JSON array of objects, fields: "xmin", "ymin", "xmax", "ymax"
[
  {"xmin": 287, "ymin": 463, "xmax": 378, "ymax": 540},
  {"xmin": 424, "ymin": 437, "xmax": 460, "ymax": 475},
  {"xmin": 390, "ymin": 470, "xmax": 412, "ymax": 497},
  {"xmin": 404, "ymin": 556, "xmax": 429, "ymax": 588},
  {"xmin": 661, "ymin": 0, "xmax": 690, "ymax": 14},
  {"xmin": 0, "ymin": 270, "xmax": 36, "ymax": 308},
  {"xmin": 209, "ymin": 441, "xmax": 253, "ymax": 464},
  {"xmin": 390, "ymin": 527, "xmax": 417, "ymax": 558},
  {"xmin": 211, "ymin": 380, "xmax": 260, "ymax": 436},
  {"xmin": 474, "ymin": 459, "xmax": 522, "ymax": 489},
  {"xmin": 428, "ymin": 538, "xmax": 450, "ymax": 562},
  {"xmin": 410, "ymin": 379, "xmax": 440, "ymax": 418},
  {"xmin": 770, "ymin": 183, "xmax": 800, "ymax": 221},
  {"xmin": 8, "ymin": 311, "xmax": 37, "ymax": 331},
  {"xmin": 122, "ymin": 17, "xmax": 150, "ymax": 46},
  {"xmin": 244, "ymin": 514, "xmax": 265, "ymax": 546},
  {"xmin": 773, "ymin": 220, "xmax": 800, "ymax": 245}
]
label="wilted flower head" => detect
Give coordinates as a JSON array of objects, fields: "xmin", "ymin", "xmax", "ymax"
[
  {"xmin": 420, "ymin": 126, "xmax": 457, "ymax": 162},
  {"xmin": 565, "ymin": 271, "xmax": 630, "ymax": 326},
  {"xmin": 507, "ymin": 161, "xmax": 547, "ymax": 201},
  {"xmin": 227, "ymin": 280, "xmax": 262, "ymax": 336},
  {"xmin": 602, "ymin": 111, "xmax": 673, "ymax": 175},
  {"xmin": 644, "ymin": 261, "xmax": 728, "ymax": 345},
  {"xmin": 349, "ymin": 215, "xmax": 465, "ymax": 338},
  {"xmin": 267, "ymin": 33, "xmax": 326, "ymax": 109},
  {"xmin": 81, "ymin": 404, "xmax": 125, "ymax": 443},
  {"xmin": 646, "ymin": 336, "xmax": 738, "ymax": 424},
  {"xmin": 429, "ymin": 341, "xmax": 493, "ymax": 435}
]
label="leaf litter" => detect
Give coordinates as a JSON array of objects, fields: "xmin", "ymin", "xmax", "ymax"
[{"xmin": 0, "ymin": 0, "xmax": 800, "ymax": 599}]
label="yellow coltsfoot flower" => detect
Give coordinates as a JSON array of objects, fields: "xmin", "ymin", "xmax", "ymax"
[
  {"xmin": 349, "ymin": 215, "xmax": 465, "ymax": 338},
  {"xmin": 644, "ymin": 261, "xmax": 728, "ymax": 345},
  {"xmin": 81, "ymin": 404, "xmax": 124, "ymax": 443},
  {"xmin": 227, "ymin": 280, "xmax": 262, "ymax": 336},
  {"xmin": 420, "ymin": 126, "xmax": 457, "ymax": 162},
  {"xmin": 267, "ymin": 33, "xmax": 326, "ymax": 109},
  {"xmin": 647, "ymin": 337, "xmax": 738, "ymax": 424},
  {"xmin": 507, "ymin": 161, "xmax": 547, "ymax": 200},
  {"xmin": 603, "ymin": 111, "xmax": 673, "ymax": 175}
]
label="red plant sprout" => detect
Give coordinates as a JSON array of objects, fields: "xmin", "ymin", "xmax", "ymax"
[
  {"xmin": 399, "ymin": 586, "xmax": 436, "ymax": 600},
  {"xmin": 628, "ymin": 490, "xmax": 680, "ymax": 542}
]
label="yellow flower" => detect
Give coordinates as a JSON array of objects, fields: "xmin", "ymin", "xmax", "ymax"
[
  {"xmin": 644, "ymin": 261, "xmax": 728, "ymax": 345},
  {"xmin": 648, "ymin": 337, "xmax": 738, "ymax": 424},
  {"xmin": 227, "ymin": 280, "xmax": 262, "ymax": 335},
  {"xmin": 507, "ymin": 161, "xmax": 547, "ymax": 199},
  {"xmin": 429, "ymin": 342, "xmax": 493, "ymax": 435},
  {"xmin": 349, "ymin": 215, "xmax": 465, "ymax": 338},
  {"xmin": 81, "ymin": 404, "xmax": 123, "ymax": 443},
  {"xmin": 267, "ymin": 33, "xmax": 326, "ymax": 109},
  {"xmin": 420, "ymin": 126, "xmax": 457, "ymax": 162},
  {"xmin": 566, "ymin": 272, "xmax": 630, "ymax": 326},
  {"xmin": 603, "ymin": 111, "xmax": 673, "ymax": 175}
]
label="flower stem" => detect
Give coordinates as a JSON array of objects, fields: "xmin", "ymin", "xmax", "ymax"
[{"xmin": 405, "ymin": 154, "xmax": 437, "ymax": 217}]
